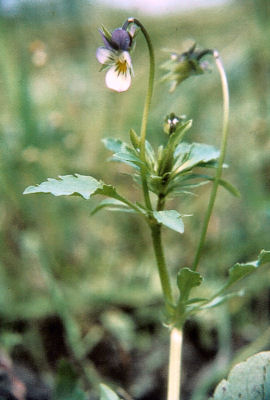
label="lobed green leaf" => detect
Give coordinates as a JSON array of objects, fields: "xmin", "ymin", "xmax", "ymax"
[
  {"xmin": 23, "ymin": 176, "xmax": 142, "ymax": 219},
  {"xmin": 210, "ymin": 352, "xmax": 270, "ymax": 400},
  {"xmin": 23, "ymin": 174, "xmax": 102, "ymax": 200}
]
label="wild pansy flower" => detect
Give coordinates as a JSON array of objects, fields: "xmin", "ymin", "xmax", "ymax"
[
  {"xmin": 96, "ymin": 24, "xmax": 137, "ymax": 92},
  {"xmin": 161, "ymin": 43, "xmax": 212, "ymax": 92}
]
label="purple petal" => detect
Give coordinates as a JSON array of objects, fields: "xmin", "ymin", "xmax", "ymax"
[
  {"xmin": 111, "ymin": 28, "xmax": 131, "ymax": 51},
  {"xmin": 96, "ymin": 47, "xmax": 113, "ymax": 64}
]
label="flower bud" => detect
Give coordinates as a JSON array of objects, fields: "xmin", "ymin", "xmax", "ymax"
[
  {"xmin": 161, "ymin": 44, "xmax": 212, "ymax": 92},
  {"xmin": 163, "ymin": 113, "xmax": 185, "ymax": 135}
]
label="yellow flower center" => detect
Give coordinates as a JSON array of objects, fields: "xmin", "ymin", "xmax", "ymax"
[{"xmin": 115, "ymin": 58, "xmax": 128, "ymax": 76}]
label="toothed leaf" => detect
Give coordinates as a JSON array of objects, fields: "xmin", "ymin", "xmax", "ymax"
[{"xmin": 23, "ymin": 174, "xmax": 102, "ymax": 200}]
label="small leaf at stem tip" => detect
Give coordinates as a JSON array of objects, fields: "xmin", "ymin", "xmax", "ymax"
[
  {"xmin": 210, "ymin": 352, "xmax": 270, "ymax": 400},
  {"xmin": 100, "ymin": 384, "xmax": 120, "ymax": 400},
  {"xmin": 177, "ymin": 267, "xmax": 203, "ymax": 302},
  {"xmin": 153, "ymin": 210, "xmax": 184, "ymax": 233}
]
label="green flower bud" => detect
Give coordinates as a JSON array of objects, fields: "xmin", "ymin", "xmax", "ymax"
[
  {"xmin": 129, "ymin": 128, "xmax": 140, "ymax": 149},
  {"xmin": 161, "ymin": 43, "xmax": 213, "ymax": 92},
  {"xmin": 163, "ymin": 113, "xmax": 184, "ymax": 135}
]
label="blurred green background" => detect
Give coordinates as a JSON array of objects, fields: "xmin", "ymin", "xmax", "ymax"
[{"xmin": 0, "ymin": 0, "xmax": 270, "ymax": 399}]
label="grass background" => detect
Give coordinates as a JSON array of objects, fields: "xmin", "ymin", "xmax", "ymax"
[{"xmin": 0, "ymin": 0, "xmax": 269, "ymax": 399}]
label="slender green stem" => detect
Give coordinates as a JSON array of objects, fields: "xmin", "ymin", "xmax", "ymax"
[
  {"xmin": 151, "ymin": 223, "xmax": 174, "ymax": 312},
  {"xmin": 167, "ymin": 328, "xmax": 183, "ymax": 400},
  {"xmin": 127, "ymin": 18, "xmax": 155, "ymax": 211},
  {"xmin": 192, "ymin": 50, "xmax": 230, "ymax": 271}
]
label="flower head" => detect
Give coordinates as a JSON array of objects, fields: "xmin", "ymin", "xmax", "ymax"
[
  {"xmin": 96, "ymin": 24, "xmax": 137, "ymax": 92},
  {"xmin": 161, "ymin": 43, "xmax": 212, "ymax": 92}
]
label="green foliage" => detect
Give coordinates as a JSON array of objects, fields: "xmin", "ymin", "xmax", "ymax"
[
  {"xmin": 172, "ymin": 142, "xmax": 220, "ymax": 173},
  {"xmin": 199, "ymin": 290, "xmax": 245, "ymax": 311},
  {"xmin": 187, "ymin": 250, "xmax": 270, "ymax": 315},
  {"xmin": 102, "ymin": 133, "xmax": 236, "ymax": 204},
  {"xmin": 181, "ymin": 174, "xmax": 240, "ymax": 197},
  {"xmin": 91, "ymin": 198, "xmax": 134, "ymax": 215},
  {"xmin": 153, "ymin": 210, "xmax": 184, "ymax": 233},
  {"xmin": 129, "ymin": 128, "xmax": 141, "ymax": 149},
  {"xmin": 1, "ymin": 3, "xmax": 270, "ymax": 400},
  {"xmin": 172, "ymin": 250, "xmax": 270, "ymax": 325},
  {"xmin": 210, "ymin": 352, "xmax": 270, "ymax": 400},
  {"xmin": 23, "ymin": 174, "xmax": 103, "ymax": 200},
  {"xmin": 103, "ymin": 137, "xmax": 142, "ymax": 169},
  {"xmin": 177, "ymin": 268, "xmax": 203, "ymax": 302},
  {"xmin": 102, "ymin": 138, "xmax": 127, "ymax": 153},
  {"xmin": 23, "ymin": 174, "xmax": 145, "ymax": 216},
  {"xmin": 225, "ymin": 249, "xmax": 270, "ymax": 289}
]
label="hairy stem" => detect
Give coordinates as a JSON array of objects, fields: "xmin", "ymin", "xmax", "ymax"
[
  {"xmin": 167, "ymin": 328, "xmax": 183, "ymax": 400},
  {"xmin": 192, "ymin": 50, "xmax": 230, "ymax": 271}
]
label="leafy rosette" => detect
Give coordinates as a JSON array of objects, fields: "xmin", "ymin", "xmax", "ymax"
[{"xmin": 102, "ymin": 117, "xmax": 239, "ymax": 204}]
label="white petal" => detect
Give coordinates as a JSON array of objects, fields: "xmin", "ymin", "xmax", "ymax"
[
  {"xmin": 105, "ymin": 66, "xmax": 131, "ymax": 92},
  {"xmin": 121, "ymin": 51, "xmax": 134, "ymax": 76},
  {"xmin": 96, "ymin": 47, "xmax": 113, "ymax": 64},
  {"xmin": 122, "ymin": 51, "xmax": 132, "ymax": 67}
]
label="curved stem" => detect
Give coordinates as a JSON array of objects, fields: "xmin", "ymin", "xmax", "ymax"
[
  {"xmin": 192, "ymin": 50, "xmax": 230, "ymax": 271},
  {"xmin": 126, "ymin": 17, "xmax": 155, "ymax": 211},
  {"xmin": 167, "ymin": 328, "xmax": 183, "ymax": 400}
]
